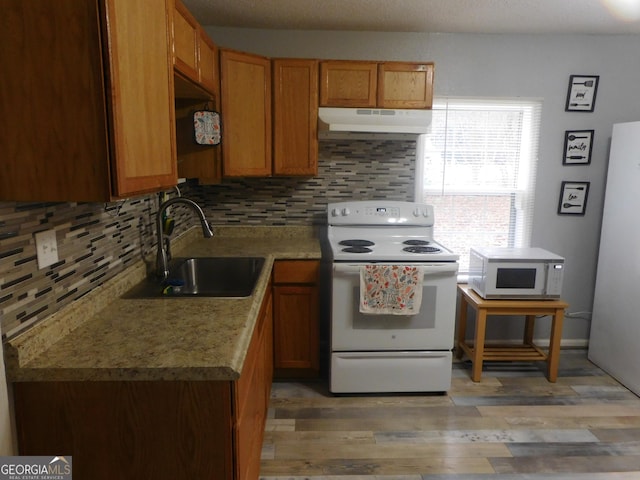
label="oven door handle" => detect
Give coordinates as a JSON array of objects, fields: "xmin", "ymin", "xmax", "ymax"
[{"xmin": 333, "ymin": 263, "xmax": 458, "ymax": 275}]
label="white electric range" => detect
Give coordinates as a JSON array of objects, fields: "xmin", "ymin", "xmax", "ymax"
[{"xmin": 327, "ymin": 200, "xmax": 459, "ymax": 394}]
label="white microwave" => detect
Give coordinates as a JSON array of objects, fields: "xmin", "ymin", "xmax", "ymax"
[{"xmin": 469, "ymin": 247, "xmax": 564, "ymax": 299}]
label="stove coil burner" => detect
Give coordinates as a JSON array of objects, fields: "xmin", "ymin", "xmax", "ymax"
[
  {"xmin": 338, "ymin": 239, "xmax": 374, "ymax": 254},
  {"xmin": 339, "ymin": 239, "xmax": 375, "ymax": 247},
  {"xmin": 342, "ymin": 246, "xmax": 373, "ymax": 253},
  {"xmin": 403, "ymin": 246, "xmax": 442, "ymax": 254},
  {"xmin": 402, "ymin": 239, "xmax": 431, "ymax": 246}
]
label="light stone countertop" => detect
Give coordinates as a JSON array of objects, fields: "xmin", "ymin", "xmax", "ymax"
[{"xmin": 4, "ymin": 226, "xmax": 322, "ymax": 382}]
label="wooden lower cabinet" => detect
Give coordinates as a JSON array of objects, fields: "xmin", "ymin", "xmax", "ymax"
[
  {"xmin": 13, "ymin": 381, "xmax": 234, "ymax": 479},
  {"xmin": 273, "ymin": 260, "xmax": 320, "ymax": 378},
  {"xmin": 234, "ymin": 288, "xmax": 273, "ymax": 480},
  {"xmin": 13, "ymin": 289, "xmax": 273, "ymax": 480}
]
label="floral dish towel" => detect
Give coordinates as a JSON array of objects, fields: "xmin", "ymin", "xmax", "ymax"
[{"xmin": 359, "ymin": 265, "xmax": 424, "ymax": 315}]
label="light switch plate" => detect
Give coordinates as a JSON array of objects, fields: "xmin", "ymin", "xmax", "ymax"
[{"xmin": 35, "ymin": 229, "xmax": 59, "ymax": 269}]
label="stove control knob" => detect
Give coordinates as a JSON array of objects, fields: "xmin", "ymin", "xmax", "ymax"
[
  {"xmin": 413, "ymin": 208, "xmax": 423, "ymax": 217},
  {"xmin": 341, "ymin": 208, "xmax": 350, "ymax": 216},
  {"xmin": 331, "ymin": 208, "xmax": 341, "ymax": 217}
]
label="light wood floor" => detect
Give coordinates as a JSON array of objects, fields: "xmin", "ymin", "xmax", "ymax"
[{"xmin": 261, "ymin": 350, "xmax": 640, "ymax": 479}]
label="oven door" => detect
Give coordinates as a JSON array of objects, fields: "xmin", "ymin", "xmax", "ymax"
[{"xmin": 331, "ymin": 262, "xmax": 458, "ymax": 351}]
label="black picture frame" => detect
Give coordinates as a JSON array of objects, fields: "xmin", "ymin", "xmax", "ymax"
[
  {"xmin": 565, "ymin": 75, "xmax": 599, "ymax": 112},
  {"xmin": 557, "ymin": 181, "xmax": 590, "ymax": 215},
  {"xmin": 563, "ymin": 130, "xmax": 594, "ymax": 165}
]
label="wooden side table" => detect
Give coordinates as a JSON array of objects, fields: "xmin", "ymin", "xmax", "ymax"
[{"xmin": 455, "ymin": 284, "xmax": 569, "ymax": 382}]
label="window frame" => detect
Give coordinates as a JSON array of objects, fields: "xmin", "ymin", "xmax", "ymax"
[{"xmin": 414, "ymin": 97, "xmax": 542, "ymax": 275}]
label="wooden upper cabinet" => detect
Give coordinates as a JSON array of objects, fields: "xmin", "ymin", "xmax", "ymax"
[
  {"xmin": 378, "ymin": 62, "xmax": 434, "ymax": 109},
  {"xmin": 0, "ymin": 0, "xmax": 176, "ymax": 202},
  {"xmin": 272, "ymin": 59, "xmax": 319, "ymax": 176},
  {"xmin": 320, "ymin": 61, "xmax": 377, "ymax": 107},
  {"xmin": 173, "ymin": 0, "xmax": 218, "ymax": 96},
  {"xmin": 198, "ymin": 32, "xmax": 219, "ymax": 96},
  {"xmin": 320, "ymin": 60, "xmax": 434, "ymax": 109},
  {"xmin": 171, "ymin": 0, "xmax": 220, "ymax": 185},
  {"xmin": 220, "ymin": 49, "xmax": 272, "ymax": 177},
  {"xmin": 173, "ymin": 0, "xmax": 199, "ymax": 82},
  {"xmin": 105, "ymin": 0, "xmax": 177, "ymax": 197}
]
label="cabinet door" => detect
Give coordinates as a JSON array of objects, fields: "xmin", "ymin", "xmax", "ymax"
[
  {"xmin": 14, "ymin": 381, "xmax": 233, "ymax": 480},
  {"xmin": 273, "ymin": 59, "xmax": 318, "ymax": 176},
  {"xmin": 273, "ymin": 285, "xmax": 319, "ymax": 373},
  {"xmin": 235, "ymin": 345, "xmax": 265, "ymax": 480},
  {"xmin": 198, "ymin": 31, "xmax": 219, "ymax": 95},
  {"xmin": 1, "ymin": 0, "xmax": 111, "ymax": 202},
  {"xmin": 104, "ymin": 0, "xmax": 177, "ymax": 197},
  {"xmin": 377, "ymin": 62, "xmax": 434, "ymax": 109},
  {"xmin": 234, "ymin": 286, "xmax": 272, "ymax": 480},
  {"xmin": 173, "ymin": 0, "xmax": 199, "ymax": 83},
  {"xmin": 263, "ymin": 290, "xmax": 274, "ymax": 406},
  {"xmin": 0, "ymin": 0, "xmax": 176, "ymax": 202},
  {"xmin": 220, "ymin": 50, "xmax": 272, "ymax": 176},
  {"xmin": 320, "ymin": 61, "xmax": 377, "ymax": 107},
  {"xmin": 273, "ymin": 260, "xmax": 320, "ymax": 377}
]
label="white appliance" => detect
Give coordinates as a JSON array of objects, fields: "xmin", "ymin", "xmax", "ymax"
[
  {"xmin": 469, "ymin": 247, "xmax": 565, "ymax": 299},
  {"xmin": 327, "ymin": 200, "xmax": 459, "ymax": 393},
  {"xmin": 318, "ymin": 107, "xmax": 432, "ymax": 134},
  {"xmin": 589, "ymin": 121, "xmax": 640, "ymax": 396}
]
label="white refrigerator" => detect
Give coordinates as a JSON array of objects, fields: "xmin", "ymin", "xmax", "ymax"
[{"xmin": 588, "ymin": 121, "xmax": 640, "ymax": 396}]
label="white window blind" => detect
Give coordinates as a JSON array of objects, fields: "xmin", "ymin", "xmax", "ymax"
[{"xmin": 415, "ymin": 97, "xmax": 542, "ymax": 274}]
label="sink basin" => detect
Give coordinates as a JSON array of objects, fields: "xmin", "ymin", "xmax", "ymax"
[{"xmin": 125, "ymin": 257, "xmax": 265, "ymax": 298}]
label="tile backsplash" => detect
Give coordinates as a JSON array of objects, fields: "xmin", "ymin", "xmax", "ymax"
[
  {"xmin": 0, "ymin": 198, "xmax": 157, "ymax": 339},
  {"xmin": 189, "ymin": 137, "xmax": 416, "ymax": 224},
  {"xmin": 0, "ymin": 137, "xmax": 416, "ymax": 338}
]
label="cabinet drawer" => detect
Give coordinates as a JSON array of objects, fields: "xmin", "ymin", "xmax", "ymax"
[{"xmin": 273, "ymin": 260, "xmax": 319, "ymax": 284}]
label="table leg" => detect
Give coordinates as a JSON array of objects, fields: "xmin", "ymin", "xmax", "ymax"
[
  {"xmin": 472, "ymin": 309, "xmax": 487, "ymax": 382},
  {"xmin": 546, "ymin": 307, "xmax": 565, "ymax": 382},
  {"xmin": 524, "ymin": 315, "xmax": 536, "ymax": 345},
  {"xmin": 456, "ymin": 295, "xmax": 469, "ymax": 360}
]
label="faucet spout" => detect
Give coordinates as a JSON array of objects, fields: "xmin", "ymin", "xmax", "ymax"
[{"xmin": 156, "ymin": 197, "xmax": 213, "ymax": 281}]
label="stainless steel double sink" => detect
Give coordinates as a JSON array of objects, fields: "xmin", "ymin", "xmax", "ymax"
[{"xmin": 125, "ymin": 257, "xmax": 265, "ymax": 298}]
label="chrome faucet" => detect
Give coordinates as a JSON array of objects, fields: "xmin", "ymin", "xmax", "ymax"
[{"xmin": 156, "ymin": 197, "xmax": 214, "ymax": 281}]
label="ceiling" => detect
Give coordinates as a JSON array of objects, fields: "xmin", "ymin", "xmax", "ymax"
[{"xmin": 182, "ymin": 0, "xmax": 640, "ymax": 35}]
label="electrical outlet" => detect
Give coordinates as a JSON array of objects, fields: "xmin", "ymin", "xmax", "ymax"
[{"xmin": 35, "ymin": 229, "xmax": 59, "ymax": 269}]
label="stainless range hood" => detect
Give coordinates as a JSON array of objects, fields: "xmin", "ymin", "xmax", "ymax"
[{"xmin": 318, "ymin": 107, "xmax": 432, "ymax": 135}]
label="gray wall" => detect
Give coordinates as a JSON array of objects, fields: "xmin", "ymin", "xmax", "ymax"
[{"xmin": 207, "ymin": 28, "xmax": 640, "ymax": 343}]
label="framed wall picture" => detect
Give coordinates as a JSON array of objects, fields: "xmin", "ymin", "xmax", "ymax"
[
  {"xmin": 557, "ymin": 181, "xmax": 590, "ymax": 215},
  {"xmin": 563, "ymin": 129, "xmax": 594, "ymax": 165},
  {"xmin": 565, "ymin": 75, "xmax": 599, "ymax": 112}
]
